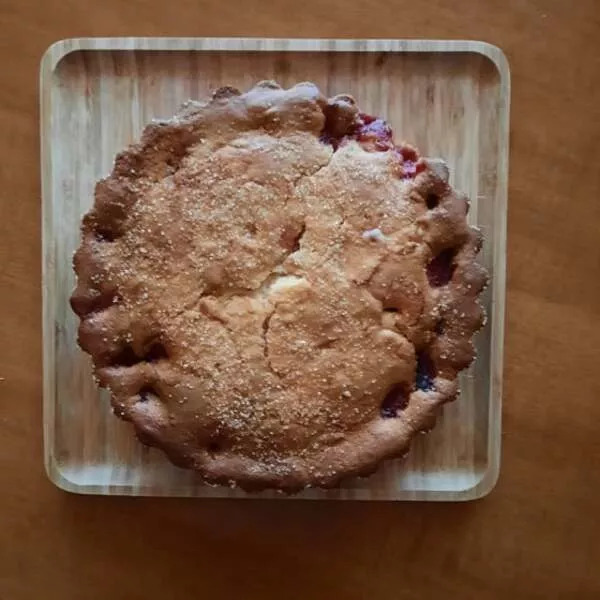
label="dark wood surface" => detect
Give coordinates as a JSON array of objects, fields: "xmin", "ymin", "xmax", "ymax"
[{"xmin": 1, "ymin": 1, "xmax": 599, "ymax": 598}]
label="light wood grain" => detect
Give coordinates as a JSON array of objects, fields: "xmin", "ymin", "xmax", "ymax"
[{"xmin": 41, "ymin": 38, "xmax": 508, "ymax": 500}]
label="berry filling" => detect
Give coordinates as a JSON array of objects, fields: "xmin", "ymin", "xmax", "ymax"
[
  {"xmin": 426, "ymin": 248, "xmax": 457, "ymax": 287},
  {"xmin": 425, "ymin": 192, "xmax": 439, "ymax": 209},
  {"xmin": 110, "ymin": 340, "xmax": 168, "ymax": 367},
  {"xmin": 356, "ymin": 115, "xmax": 393, "ymax": 151},
  {"xmin": 94, "ymin": 227, "xmax": 117, "ymax": 242},
  {"xmin": 207, "ymin": 441, "xmax": 221, "ymax": 456},
  {"xmin": 415, "ymin": 352, "xmax": 436, "ymax": 391},
  {"xmin": 380, "ymin": 384, "xmax": 409, "ymax": 418},
  {"xmin": 320, "ymin": 107, "xmax": 425, "ymax": 179},
  {"xmin": 111, "ymin": 345, "xmax": 140, "ymax": 367},
  {"xmin": 145, "ymin": 341, "xmax": 168, "ymax": 362},
  {"xmin": 319, "ymin": 130, "xmax": 340, "ymax": 149},
  {"xmin": 138, "ymin": 385, "xmax": 157, "ymax": 402}
]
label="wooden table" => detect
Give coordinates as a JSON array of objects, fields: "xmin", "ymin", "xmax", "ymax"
[{"xmin": 1, "ymin": 1, "xmax": 599, "ymax": 598}]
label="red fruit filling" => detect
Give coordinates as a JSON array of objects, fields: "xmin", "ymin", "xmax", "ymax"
[
  {"xmin": 356, "ymin": 115, "xmax": 393, "ymax": 151},
  {"xmin": 426, "ymin": 248, "xmax": 457, "ymax": 287},
  {"xmin": 380, "ymin": 384, "xmax": 409, "ymax": 418},
  {"xmin": 415, "ymin": 352, "xmax": 436, "ymax": 391},
  {"xmin": 321, "ymin": 109, "xmax": 425, "ymax": 179}
]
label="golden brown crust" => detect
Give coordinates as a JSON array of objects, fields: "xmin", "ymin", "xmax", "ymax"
[{"xmin": 71, "ymin": 81, "xmax": 487, "ymax": 492}]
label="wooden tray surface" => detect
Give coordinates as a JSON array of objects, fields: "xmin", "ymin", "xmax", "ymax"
[{"xmin": 41, "ymin": 38, "xmax": 509, "ymax": 500}]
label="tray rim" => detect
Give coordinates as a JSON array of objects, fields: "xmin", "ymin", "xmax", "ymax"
[{"xmin": 41, "ymin": 37, "xmax": 509, "ymax": 501}]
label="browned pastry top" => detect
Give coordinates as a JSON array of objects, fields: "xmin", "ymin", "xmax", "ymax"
[{"xmin": 71, "ymin": 81, "xmax": 487, "ymax": 491}]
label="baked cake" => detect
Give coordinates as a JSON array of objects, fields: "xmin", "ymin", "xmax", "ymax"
[{"xmin": 71, "ymin": 81, "xmax": 487, "ymax": 492}]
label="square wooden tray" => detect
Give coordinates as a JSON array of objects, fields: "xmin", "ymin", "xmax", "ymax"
[{"xmin": 41, "ymin": 38, "xmax": 508, "ymax": 500}]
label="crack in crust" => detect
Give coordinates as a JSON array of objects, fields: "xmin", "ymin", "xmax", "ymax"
[
  {"xmin": 71, "ymin": 81, "xmax": 488, "ymax": 492},
  {"xmin": 261, "ymin": 309, "xmax": 278, "ymax": 377}
]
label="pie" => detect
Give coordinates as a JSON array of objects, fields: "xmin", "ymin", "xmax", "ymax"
[{"xmin": 71, "ymin": 81, "xmax": 487, "ymax": 492}]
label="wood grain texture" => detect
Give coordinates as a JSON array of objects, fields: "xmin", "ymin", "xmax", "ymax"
[
  {"xmin": 41, "ymin": 38, "xmax": 507, "ymax": 500},
  {"xmin": 1, "ymin": 0, "xmax": 599, "ymax": 599}
]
